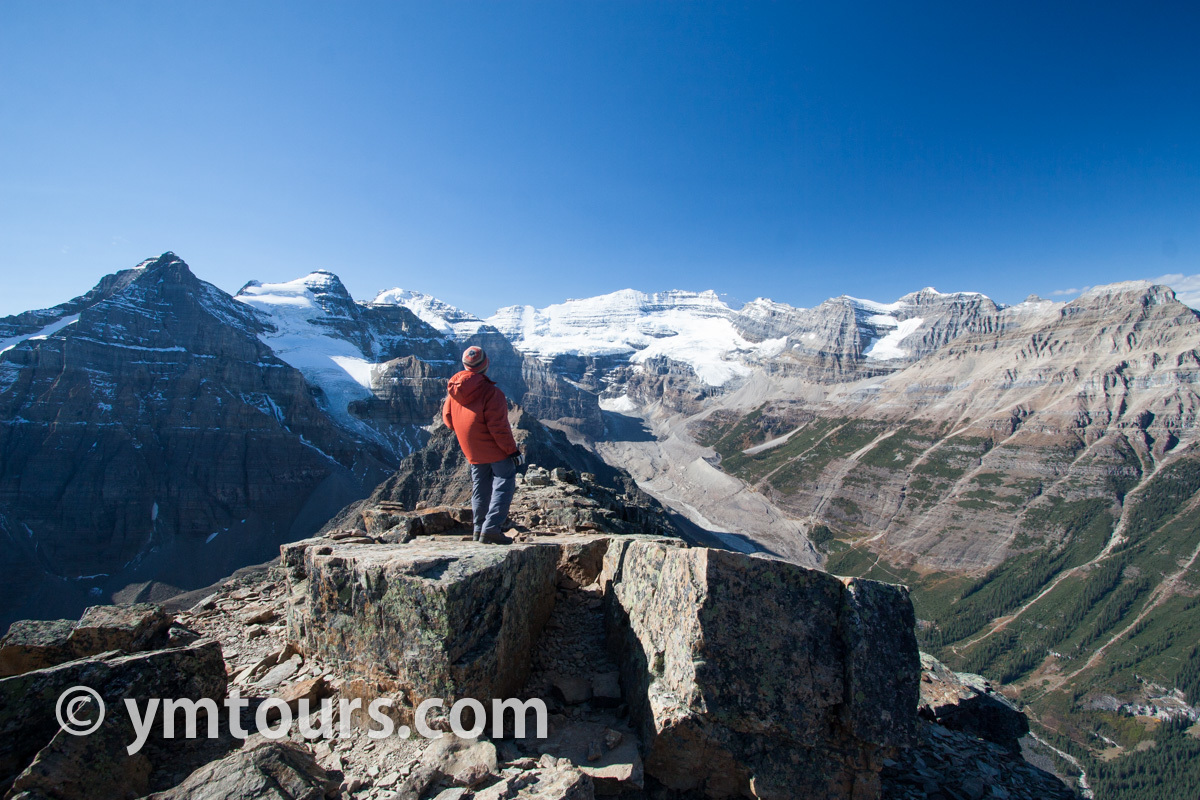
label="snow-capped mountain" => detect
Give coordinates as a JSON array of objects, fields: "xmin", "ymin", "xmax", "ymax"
[
  {"xmin": 372, "ymin": 287, "xmax": 487, "ymax": 341},
  {"xmin": 234, "ymin": 271, "xmax": 604, "ymax": 451},
  {"xmin": 473, "ymin": 286, "xmax": 1006, "ymax": 406},
  {"xmin": 0, "ymin": 254, "xmax": 601, "ymax": 628},
  {"xmin": 488, "ymin": 289, "xmax": 789, "ymax": 388},
  {"xmin": 0, "ymin": 254, "xmax": 401, "ymax": 627}
]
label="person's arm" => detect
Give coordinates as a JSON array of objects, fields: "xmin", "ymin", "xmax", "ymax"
[
  {"xmin": 442, "ymin": 395, "xmax": 454, "ymax": 430},
  {"xmin": 486, "ymin": 388, "xmax": 519, "ymax": 456}
]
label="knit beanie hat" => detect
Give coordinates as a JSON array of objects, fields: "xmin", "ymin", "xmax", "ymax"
[{"xmin": 462, "ymin": 346, "xmax": 489, "ymax": 373}]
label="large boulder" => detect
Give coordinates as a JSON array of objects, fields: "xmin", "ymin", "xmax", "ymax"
[
  {"xmin": 392, "ymin": 735, "xmax": 500, "ymax": 799},
  {"xmin": 474, "ymin": 765, "xmax": 594, "ymax": 800},
  {"xmin": 602, "ymin": 540, "xmax": 919, "ymax": 799},
  {"xmin": 285, "ymin": 535, "xmax": 676, "ymax": 722},
  {"xmin": 0, "ymin": 604, "xmax": 173, "ymax": 678},
  {"xmin": 917, "ymin": 652, "xmax": 1029, "ymax": 753},
  {"xmin": 0, "ymin": 640, "xmax": 227, "ymax": 798},
  {"xmin": 67, "ymin": 604, "xmax": 174, "ymax": 657},
  {"xmin": 141, "ymin": 739, "xmax": 337, "ymax": 800},
  {"xmin": 288, "ymin": 539, "xmax": 561, "ymax": 712},
  {"xmin": 0, "ymin": 619, "xmax": 75, "ymax": 678}
]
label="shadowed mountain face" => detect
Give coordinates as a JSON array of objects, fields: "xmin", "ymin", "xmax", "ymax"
[
  {"xmin": 0, "ymin": 255, "xmax": 395, "ymax": 626},
  {"xmin": 0, "ymin": 254, "xmax": 602, "ymax": 628}
]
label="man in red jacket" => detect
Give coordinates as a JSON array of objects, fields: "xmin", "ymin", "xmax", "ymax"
[{"xmin": 442, "ymin": 346, "xmax": 524, "ymax": 544}]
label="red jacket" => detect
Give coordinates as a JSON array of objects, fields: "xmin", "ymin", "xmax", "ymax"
[{"xmin": 442, "ymin": 370, "xmax": 519, "ymax": 465}]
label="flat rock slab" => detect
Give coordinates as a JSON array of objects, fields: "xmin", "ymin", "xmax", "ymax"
[
  {"xmin": 522, "ymin": 718, "xmax": 643, "ymax": 794},
  {"xmin": 475, "ymin": 766, "xmax": 595, "ymax": 800}
]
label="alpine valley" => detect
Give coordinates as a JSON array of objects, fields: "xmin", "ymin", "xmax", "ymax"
[{"xmin": 4, "ymin": 252, "xmax": 1200, "ymax": 798}]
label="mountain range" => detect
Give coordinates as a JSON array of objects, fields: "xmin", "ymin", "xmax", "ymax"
[{"xmin": 3, "ymin": 252, "xmax": 1199, "ymax": 789}]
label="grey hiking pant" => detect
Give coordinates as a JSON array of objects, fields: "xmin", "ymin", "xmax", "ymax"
[{"xmin": 470, "ymin": 457, "xmax": 516, "ymax": 536}]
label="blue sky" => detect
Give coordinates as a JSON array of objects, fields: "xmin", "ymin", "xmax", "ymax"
[{"xmin": 1, "ymin": 1, "xmax": 1197, "ymax": 318}]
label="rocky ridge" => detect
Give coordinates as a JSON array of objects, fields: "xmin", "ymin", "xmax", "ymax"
[{"xmin": 0, "ymin": 476, "xmax": 1072, "ymax": 800}]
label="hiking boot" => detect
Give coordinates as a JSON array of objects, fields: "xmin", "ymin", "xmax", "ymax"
[
  {"xmin": 472, "ymin": 529, "xmax": 482, "ymax": 542},
  {"xmin": 481, "ymin": 531, "xmax": 513, "ymax": 545}
]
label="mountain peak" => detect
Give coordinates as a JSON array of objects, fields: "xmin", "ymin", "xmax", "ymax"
[
  {"xmin": 128, "ymin": 252, "xmax": 196, "ymax": 287},
  {"xmin": 137, "ymin": 251, "xmax": 186, "ymax": 269},
  {"xmin": 1065, "ymin": 281, "xmax": 1188, "ymax": 319},
  {"xmin": 301, "ymin": 270, "xmax": 350, "ymax": 296},
  {"xmin": 372, "ymin": 287, "xmax": 483, "ymax": 339}
]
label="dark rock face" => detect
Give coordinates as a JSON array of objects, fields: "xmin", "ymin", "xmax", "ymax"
[
  {"xmin": 917, "ymin": 653, "xmax": 1029, "ymax": 753},
  {"xmin": 881, "ymin": 722, "xmax": 1075, "ymax": 800},
  {"xmin": 0, "ymin": 254, "xmax": 394, "ymax": 628},
  {"xmin": 0, "ymin": 639, "xmax": 227, "ymax": 795},
  {"xmin": 143, "ymin": 739, "xmax": 337, "ymax": 800},
  {"xmin": 0, "ymin": 619, "xmax": 74, "ymax": 679},
  {"xmin": 601, "ymin": 540, "xmax": 919, "ymax": 799}
]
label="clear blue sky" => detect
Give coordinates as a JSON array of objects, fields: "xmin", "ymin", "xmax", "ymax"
[{"xmin": 1, "ymin": 1, "xmax": 1197, "ymax": 318}]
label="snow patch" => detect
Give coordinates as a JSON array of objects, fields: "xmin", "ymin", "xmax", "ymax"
[
  {"xmin": 0, "ymin": 315, "xmax": 80, "ymax": 355},
  {"xmin": 845, "ymin": 296, "xmax": 905, "ymax": 314},
  {"xmin": 236, "ymin": 277, "xmax": 380, "ymax": 427},
  {"xmin": 864, "ymin": 317, "xmax": 925, "ymax": 361},
  {"xmin": 600, "ymin": 394, "xmax": 639, "ymax": 413}
]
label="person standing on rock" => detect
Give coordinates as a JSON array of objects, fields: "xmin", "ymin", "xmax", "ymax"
[{"xmin": 443, "ymin": 346, "xmax": 525, "ymax": 544}]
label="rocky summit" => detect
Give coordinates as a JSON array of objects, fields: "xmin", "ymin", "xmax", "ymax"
[{"xmin": 0, "ymin": 476, "xmax": 1073, "ymax": 800}]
